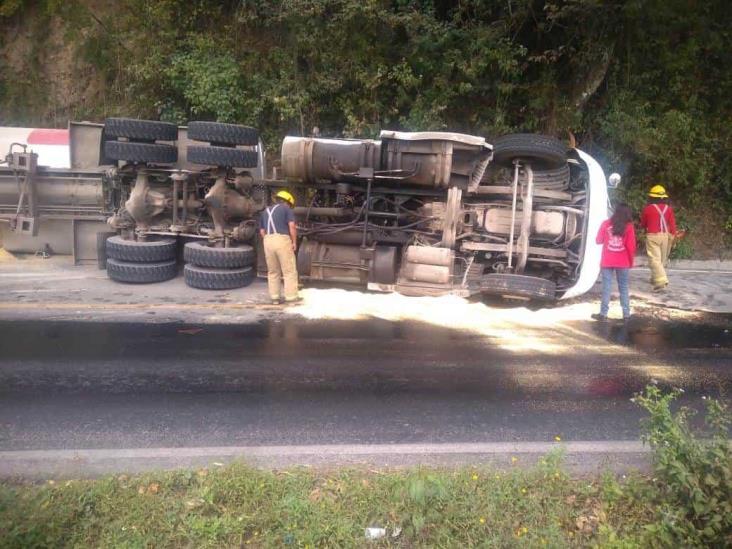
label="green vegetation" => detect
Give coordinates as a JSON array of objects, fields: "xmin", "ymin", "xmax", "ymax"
[
  {"xmin": 0, "ymin": 0, "xmax": 730, "ymax": 253},
  {"xmin": 0, "ymin": 458, "xmax": 656, "ymax": 547},
  {"xmin": 1, "ymin": 387, "xmax": 729, "ymax": 547},
  {"xmin": 634, "ymin": 384, "xmax": 732, "ymax": 547}
]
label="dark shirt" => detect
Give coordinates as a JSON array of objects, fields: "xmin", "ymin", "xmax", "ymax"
[{"xmin": 259, "ymin": 203, "xmax": 295, "ymax": 235}]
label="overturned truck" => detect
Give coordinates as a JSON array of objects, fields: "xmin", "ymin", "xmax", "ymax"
[{"xmin": 0, "ymin": 118, "xmax": 610, "ymax": 300}]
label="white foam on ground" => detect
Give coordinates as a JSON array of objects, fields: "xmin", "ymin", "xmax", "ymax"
[
  {"xmin": 290, "ymin": 288, "xmax": 593, "ymax": 324},
  {"xmin": 287, "ymin": 288, "xmax": 622, "ymax": 354}
]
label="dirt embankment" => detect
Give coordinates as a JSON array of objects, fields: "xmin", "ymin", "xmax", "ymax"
[{"xmin": 0, "ymin": 1, "xmax": 111, "ymax": 127}]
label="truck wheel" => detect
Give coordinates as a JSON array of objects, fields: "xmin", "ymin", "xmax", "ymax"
[
  {"xmin": 480, "ymin": 274, "xmax": 557, "ymax": 300},
  {"xmin": 106, "ymin": 236, "xmax": 177, "ymax": 263},
  {"xmin": 187, "ymin": 121, "xmax": 259, "ymax": 146},
  {"xmin": 107, "ymin": 258, "xmax": 178, "ymax": 284},
  {"xmin": 187, "ymin": 145, "xmax": 258, "ymax": 168},
  {"xmin": 492, "ymin": 134, "xmax": 566, "ymax": 169},
  {"xmin": 184, "ymin": 264, "xmax": 254, "ymax": 290},
  {"xmin": 105, "ymin": 141, "xmax": 178, "ymax": 164},
  {"xmin": 104, "ymin": 118, "xmax": 178, "ymax": 141},
  {"xmin": 184, "ymin": 242, "xmax": 255, "ymax": 268}
]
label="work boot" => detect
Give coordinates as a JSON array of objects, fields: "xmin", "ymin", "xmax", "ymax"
[
  {"xmin": 271, "ymin": 298, "xmax": 282, "ymax": 305},
  {"xmin": 285, "ymin": 296, "xmax": 304, "ymax": 304},
  {"xmin": 591, "ymin": 313, "xmax": 608, "ymax": 322}
]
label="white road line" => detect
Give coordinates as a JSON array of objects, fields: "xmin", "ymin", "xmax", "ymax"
[{"xmin": 0, "ymin": 441, "xmax": 648, "ymax": 461}]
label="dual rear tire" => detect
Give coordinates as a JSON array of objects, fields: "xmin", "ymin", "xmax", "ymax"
[
  {"xmin": 102, "ymin": 118, "xmax": 261, "ymax": 168},
  {"xmin": 104, "ymin": 237, "xmax": 258, "ymax": 290},
  {"xmin": 107, "ymin": 258, "xmax": 178, "ymax": 284},
  {"xmin": 187, "ymin": 121, "xmax": 259, "ymax": 169},
  {"xmin": 103, "ymin": 118, "xmax": 178, "ymax": 164},
  {"xmin": 183, "ymin": 241, "xmax": 256, "ymax": 289},
  {"xmin": 105, "ymin": 236, "xmax": 178, "ymax": 284}
]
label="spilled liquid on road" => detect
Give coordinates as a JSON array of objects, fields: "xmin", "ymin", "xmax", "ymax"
[
  {"xmin": 591, "ymin": 316, "xmax": 731, "ymax": 351},
  {"xmin": 0, "ymin": 311, "xmax": 729, "ymax": 398}
]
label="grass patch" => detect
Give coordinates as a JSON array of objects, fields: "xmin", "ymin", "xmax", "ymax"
[
  {"xmin": 0, "ymin": 455, "xmax": 656, "ymax": 548},
  {"xmin": 1, "ymin": 387, "xmax": 728, "ymax": 547}
]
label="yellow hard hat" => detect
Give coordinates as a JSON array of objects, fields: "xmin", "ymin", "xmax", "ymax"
[
  {"xmin": 275, "ymin": 190, "xmax": 295, "ymax": 206},
  {"xmin": 648, "ymin": 185, "xmax": 668, "ymax": 198}
]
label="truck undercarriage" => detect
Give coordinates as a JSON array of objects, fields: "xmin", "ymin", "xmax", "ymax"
[{"xmin": 1, "ymin": 119, "xmax": 607, "ymax": 300}]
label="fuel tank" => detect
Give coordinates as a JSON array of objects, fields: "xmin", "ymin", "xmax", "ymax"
[
  {"xmin": 281, "ymin": 137, "xmax": 381, "ymax": 184},
  {"xmin": 0, "ymin": 170, "xmax": 104, "ymax": 208},
  {"xmin": 281, "ymin": 131, "xmax": 490, "ymax": 189}
]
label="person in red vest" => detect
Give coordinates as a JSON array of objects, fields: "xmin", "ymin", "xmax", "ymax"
[
  {"xmin": 640, "ymin": 185, "xmax": 677, "ymax": 291},
  {"xmin": 592, "ymin": 203, "xmax": 636, "ymax": 321}
]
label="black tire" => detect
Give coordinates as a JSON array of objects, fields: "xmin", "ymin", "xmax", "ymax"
[
  {"xmin": 106, "ymin": 235, "xmax": 177, "ymax": 263},
  {"xmin": 492, "ymin": 134, "xmax": 567, "ymax": 169},
  {"xmin": 188, "ymin": 121, "xmax": 259, "ymax": 146},
  {"xmin": 96, "ymin": 231, "xmax": 117, "ymax": 270},
  {"xmin": 480, "ymin": 274, "xmax": 557, "ymax": 300},
  {"xmin": 105, "ymin": 141, "xmax": 178, "ymax": 164},
  {"xmin": 184, "ymin": 264, "xmax": 254, "ymax": 290},
  {"xmin": 184, "ymin": 242, "xmax": 255, "ymax": 268},
  {"xmin": 187, "ymin": 145, "xmax": 258, "ymax": 168},
  {"xmin": 107, "ymin": 258, "xmax": 177, "ymax": 284},
  {"xmin": 104, "ymin": 118, "xmax": 178, "ymax": 141},
  {"xmin": 255, "ymin": 233, "xmax": 268, "ymax": 278}
]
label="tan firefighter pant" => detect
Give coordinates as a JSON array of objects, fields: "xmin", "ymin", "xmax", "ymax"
[
  {"xmin": 646, "ymin": 232, "xmax": 674, "ymax": 287},
  {"xmin": 263, "ymin": 233, "xmax": 299, "ymax": 300}
]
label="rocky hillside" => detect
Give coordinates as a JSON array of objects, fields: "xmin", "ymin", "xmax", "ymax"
[{"xmin": 1, "ymin": 1, "xmax": 113, "ymax": 125}]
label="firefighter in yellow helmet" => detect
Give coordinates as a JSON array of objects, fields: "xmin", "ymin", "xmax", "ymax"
[
  {"xmin": 259, "ymin": 190, "xmax": 301, "ymax": 304},
  {"xmin": 640, "ymin": 185, "xmax": 677, "ymax": 291}
]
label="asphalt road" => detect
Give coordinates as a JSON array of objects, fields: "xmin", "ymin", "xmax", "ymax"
[{"xmin": 0, "ymin": 314, "xmax": 729, "ymax": 456}]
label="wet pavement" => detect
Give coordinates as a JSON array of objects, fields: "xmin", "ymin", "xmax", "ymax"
[
  {"xmin": 0, "ymin": 316, "xmax": 729, "ymax": 454},
  {"xmin": 592, "ymin": 315, "xmax": 731, "ymax": 351}
]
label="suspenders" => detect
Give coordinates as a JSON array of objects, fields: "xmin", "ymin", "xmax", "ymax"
[
  {"xmin": 652, "ymin": 204, "xmax": 669, "ymax": 233},
  {"xmin": 265, "ymin": 204, "xmax": 280, "ymax": 235}
]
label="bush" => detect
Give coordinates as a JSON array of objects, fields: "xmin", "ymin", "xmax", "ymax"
[
  {"xmin": 634, "ymin": 384, "xmax": 732, "ymax": 547},
  {"xmin": 1, "ymin": 0, "xmax": 730, "ymax": 252},
  {"xmin": 669, "ymin": 238, "xmax": 693, "ymax": 260}
]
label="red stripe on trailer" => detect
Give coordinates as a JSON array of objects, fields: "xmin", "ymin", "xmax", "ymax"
[{"xmin": 27, "ymin": 129, "xmax": 69, "ymax": 145}]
